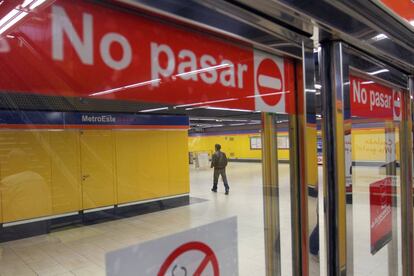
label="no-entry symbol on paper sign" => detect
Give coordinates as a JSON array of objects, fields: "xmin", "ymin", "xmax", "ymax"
[
  {"xmin": 105, "ymin": 217, "xmax": 237, "ymax": 276},
  {"xmin": 393, "ymin": 90, "xmax": 401, "ymax": 121},
  {"xmin": 254, "ymin": 50, "xmax": 286, "ymax": 113},
  {"xmin": 158, "ymin": 242, "xmax": 219, "ymax": 276},
  {"xmin": 256, "ymin": 58, "xmax": 283, "ymax": 106}
]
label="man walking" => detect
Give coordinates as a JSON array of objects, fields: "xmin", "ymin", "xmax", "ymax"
[{"xmin": 211, "ymin": 144, "xmax": 230, "ymax": 195}]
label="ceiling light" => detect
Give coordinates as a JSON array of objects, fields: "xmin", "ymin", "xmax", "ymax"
[
  {"xmin": 174, "ymin": 97, "xmax": 237, "ymax": 108},
  {"xmin": 175, "ymin": 64, "xmax": 230, "ymax": 78},
  {"xmin": 205, "ymin": 107, "xmax": 256, "ymax": 113},
  {"xmin": 372, "ymin": 33, "xmax": 388, "ymax": 41},
  {"xmin": 367, "ymin": 69, "xmax": 389, "ymax": 75},
  {"xmin": 139, "ymin": 107, "xmax": 168, "ymax": 112},
  {"xmin": 21, "ymin": 0, "xmax": 33, "ymax": 7},
  {"xmin": 90, "ymin": 79, "xmax": 160, "ymax": 96},
  {"xmin": 0, "ymin": 11, "xmax": 28, "ymax": 35},
  {"xmin": 0, "ymin": 9, "xmax": 19, "ymax": 27},
  {"xmin": 313, "ymin": 46, "xmax": 321, "ymax": 53},
  {"xmin": 246, "ymin": 91, "xmax": 287, "ymax": 99},
  {"xmin": 29, "ymin": 0, "xmax": 47, "ymax": 10}
]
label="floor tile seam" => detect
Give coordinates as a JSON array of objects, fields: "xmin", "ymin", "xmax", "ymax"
[{"xmin": 8, "ymin": 245, "xmax": 42, "ymax": 275}]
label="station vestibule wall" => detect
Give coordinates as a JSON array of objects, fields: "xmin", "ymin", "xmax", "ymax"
[
  {"xmin": 188, "ymin": 128, "xmax": 316, "ymax": 187},
  {"xmin": 351, "ymin": 127, "xmax": 400, "ymax": 163},
  {"xmin": 188, "ymin": 128, "xmax": 400, "ymax": 163},
  {"xmin": 188, "ymin": 124, "xmax": 400, "ymax": 188},
  {"xmin": 188, "ymin": 131, "xmax": 289, "ymax": 161},
  {"xmin": 0, "ymin": 129, "xmax": 189, "ymax": 223}
]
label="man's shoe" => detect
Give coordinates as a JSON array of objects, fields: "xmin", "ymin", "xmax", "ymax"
[
  {"xmin": 225, "ymin": 190, "xmax": 229, "ymax": 195},
  {"xmin": 211, "ymin": 189, "xmax": 217, "ymax": 192}
]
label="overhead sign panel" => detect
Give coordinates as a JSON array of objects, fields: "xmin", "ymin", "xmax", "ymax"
[
  {"xmin": 350, "ymin": 75, "xmax": 401, "ymax": 121},
  {"xmin": 0, "ymin": 0, "xmax": 295, "ymax": 114},
  {"xmin": 106, "ymin": 217, "xmax": 238, "ymax": 276},
  {"xmin": 379, "ymin": 0, "xmax": 414, "ymax": 25},
  {"xmin": 0, "ymin": 111, "xmax": 189, "ymax": 129}
]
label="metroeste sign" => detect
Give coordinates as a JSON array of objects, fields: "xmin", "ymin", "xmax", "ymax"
[
  {"xmin": 0, "ymin": 0, "xmax": 295, "ymax": 114},
  {"xmin": 350, "ymin": 75, "xmax": 401, "ymax": 120}
]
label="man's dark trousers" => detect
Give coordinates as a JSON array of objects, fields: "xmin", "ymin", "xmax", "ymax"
[{"xmin": 212, "ymin": 168, "xmax": 229, "ymax": 191}]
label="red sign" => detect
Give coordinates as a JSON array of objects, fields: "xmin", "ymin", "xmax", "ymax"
[
  {"xmin": 380, "ymin": 0, "xmax": 414, "ymax": 23},
  {"xmin": 350, "ymin": 75, "xmax": 400, "ymax": 120},
  {"xmin": 256, "ymin": 58, "xmax": 283, "ymax": 106},
  {"xmin": 393, "ymin": 90, "xmax": 401, "ymax": 121},
  {"xmin": 0, "ymin": 0, "xmax": 295, "ymax": 114},
  {"xmin": 369, "ymin": 177, "xmax": 392, "ymax": 255},
  {"xmin": 158, "ymin": 241, "xmax": 219, "ymax": 276}
]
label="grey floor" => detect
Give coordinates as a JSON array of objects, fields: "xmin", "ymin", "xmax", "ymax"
[{"xmin": 0, "ymin": 163, "xmax": 403, "ymax": 275}]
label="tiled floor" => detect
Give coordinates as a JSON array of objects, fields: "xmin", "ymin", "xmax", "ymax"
[
  {"xmin": 0, "ymin": 163, "xmax": 401, "ymax": 276},
  {"xmin": 0, "ymin": 163, "xmax": 272, "ymax": 276},
  {"xmin": 351, "ymin": 166, "xmax": 402, "ymax": 276}
]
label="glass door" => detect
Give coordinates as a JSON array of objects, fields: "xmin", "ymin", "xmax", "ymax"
[
  {"xmin": 320, "ymin": 41, "xmax": 412, "ymax": 275},
  {"xmin": 349, "ymin": 73, "xmax": 402, "ymax": 275}
]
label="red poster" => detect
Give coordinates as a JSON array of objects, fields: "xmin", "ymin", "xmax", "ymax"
[
  {"xmin": 0, "ymin": 0, "xmax": 295, "ymax": 114},
  {"xmin": 379, "ymin": 0, "xmax": 414, "ymax": 23},
  {"xmin": 369, "ymin": 177, "xmax": 393, "ymax": 255},
  {"xmin": 350, "ymin": 75, "xmax": 401, "ymax": 120}
]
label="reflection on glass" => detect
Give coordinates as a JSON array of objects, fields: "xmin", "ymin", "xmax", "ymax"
[
  {"xmin": 351, "ymin": 114, "xmax": 402, "ymax": 275},
  {"xmin": 0, "ymin": 132, "xmax": 52, "ymax": 222},
  {"xmin": 274, "ymin": 115, "xmax": 293, "ymax": 276}
]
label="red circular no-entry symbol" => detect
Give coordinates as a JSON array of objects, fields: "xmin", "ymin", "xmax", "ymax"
[
  {"xmin": 158, "ymin": 241, "xmax": 219, "ymax": 276},
  {"xmin": 394, "ymin": 90, "xmax": 401, "ymax": 118},
  {"xmin": 256, "ymin": 58, "xmax": 283, "ymax": 106}
]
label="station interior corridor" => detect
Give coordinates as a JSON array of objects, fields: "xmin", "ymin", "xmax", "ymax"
[
  {"xmin": 0, "ymin": 147, "xmax": 401, "ymax": 276},
  {"xmin": 0, "ymin": 161, "xmax": 319, "ymax": 276}
]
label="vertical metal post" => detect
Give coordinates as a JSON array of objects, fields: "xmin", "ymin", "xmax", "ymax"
[
  {"xmin": 262, "ymin": 113, "xmax": 280, "ymax": 276},
  {"xmin": 289, "ymin": 43, "xmax": 317, "ymax": 276},
  {"xmin": 290, "ymin": 111, "xmax": 302, "ymax": 276},
  {"xmin": 400, "ymin": 77, "xmax": 414, "ymax": 276},
  {"xmin": 320, "ymin": 41, "xmax": 347, "ymax": 276},
  {"xmin": 385, "ymin": 121, "xmax": 398, "ymax": 276}
]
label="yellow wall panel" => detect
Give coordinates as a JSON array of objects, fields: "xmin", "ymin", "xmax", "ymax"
[
  {"xmin": 115, "ymin": 131, "xmax": 146, "ymax": 204},
  {"xmin": 49, "ymin": 131, "xmax": 81, "ymax": 214},
  {"xmin": 115, "ymin": 130, "xmax": 174, "ymax": 203},
  {"xmin": 0, "ymin": 127, "xmax": 190, "ymax": 222},
  {"xmin": 230, "ymin": 134, "xmax": 262, "ymax": 159},
  {"xmin": 188, "ymin": 133, "xmax": 290, "ymax": 161},
  {"xmin": 167, "ymin": 131, "xmax": 190, "ymax": 195},
  {"xmin": 80, "ymin": 130, "xmax": 115, "ymax": 209},
  {"xmin": 278, "ymin": 149, "xmax": 289, "ymax": 160},
  {"xmin": 351, "ymin": 128, "xmax": 400, "ymax": 162},
  {"xmin": 352, "ymin": 129, "xmax": 386, "ymax": 162},
  {"xmin": 0, "ymin": 131, "xmax": 52, "ymax": 222},
  {"xmin": 189, "ymin": 127, "xmax": 401, "ymax": 167},
  {"xmin": 145, "ymin": 131, "xmax": 170, "ymax": 198}
]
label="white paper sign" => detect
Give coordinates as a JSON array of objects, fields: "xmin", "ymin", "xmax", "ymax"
[{"xmin": 106, "ymin": 217, "xmax": 238, "ymax": 276}]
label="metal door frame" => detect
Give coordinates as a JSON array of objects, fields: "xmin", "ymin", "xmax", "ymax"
[
  {"xmin": 320, "ymin": 40, "xmax": 413, "ymax": 276},
  {"xmin": 261, "ymin": 42, "xmax": 317, "ymax": 276}
]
